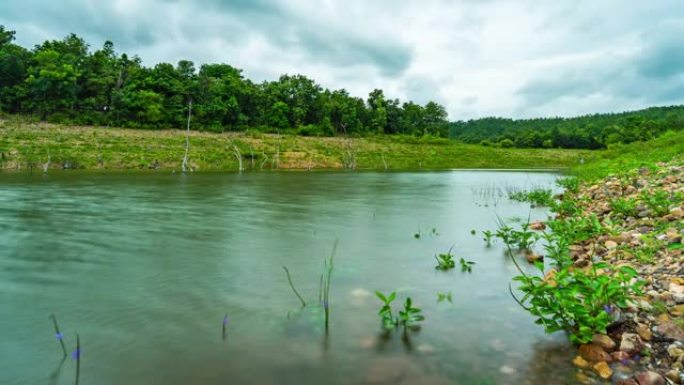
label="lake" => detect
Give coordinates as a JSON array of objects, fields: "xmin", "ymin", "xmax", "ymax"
[{"xmin": 0, "ymin": 170, "xmax": 581, "ymax": 385}]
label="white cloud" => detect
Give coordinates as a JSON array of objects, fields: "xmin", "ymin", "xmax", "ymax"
[{"xmin": 1, "ymin": 0, "xmax": 683, "ymax": 119}]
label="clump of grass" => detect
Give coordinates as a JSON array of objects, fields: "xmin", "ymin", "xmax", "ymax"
[
  {"xmin": 509, "ymin": 188, "xmax": 554, "ymax": 207},
  {"xmin": 375, "ymin": 291, "xmax": 424, "ymax": 330},
  {"xmin": 459, "ymin": 258, "xmax": 475, "ymax": 273},
  {"xmin": 610, "ymin": 197, "xmax": 638, "ymax": 217},
  {"xmin": 435, "ymin": 247, "xmax": 456, "ymax": 270}
]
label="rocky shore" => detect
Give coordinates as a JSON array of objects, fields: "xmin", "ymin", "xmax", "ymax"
[{"xmin": 557, "ymin": 162, "xmax": 684, "ymax": 384}]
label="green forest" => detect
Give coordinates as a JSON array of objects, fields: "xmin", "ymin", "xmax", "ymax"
[
  {"xmin": 450, "ymin": 105, "xmax": 684, "ymax": 149},
  {"xmin": 0, "ymin": 26, "xmax": 449, "ymax": 137},
  {"xmin": 1, "ymin": 25, "xmax": 683, "ymax": 149}
]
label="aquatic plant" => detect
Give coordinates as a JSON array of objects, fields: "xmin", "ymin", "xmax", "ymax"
[
  {"xmin": 434, "ymin": 247, "xmax": 456, "ymax": 270},
  {"xmin": 556, "ymin": 177, "xmax": 580, "ymax": 194},
  {"xmin": 320, "ymin": 241, "xmax": 337, "ymax": 330},
  {"xmin": 49, "ymin": 313, "xmax": 67, "ymax": 357},
  {"xmin": 398, "ymin": 297, "xmax": 424, "ymax": 327},
  {"xmin": 73, "ymin": 334, "xmax": 81, "ymax": 385},
  {"xmin": 459, "ymin": 258, "xmax": 475, "ymax": 273},
  {"xmin": 495, "ymin": 220, "xmax": 540, "ymax": 251},
  {"xmin": 437, "ymin": 292, "xmax": 452, "ymax": 303},
  {"xmin": 509, "ymin": 188, "xmax": 554, "ymax": 207},
  {"xmin": 375, "ymin": 291, "xmax": 398, "ymax": 330},
  {"xmin": 495, "ymin": 218, "xmax": 645, "ymax": 343},
  {"xmin": 282, "ymin": 266, "xmax": 307, "ymax": 307},
  {"xmin": 482, "ymin": 230, "xmax": 494, "ymax": 247},
  {"xmin": 375, "ymin": 292, "xmax": 425, "ymax": 330},
  {"xmin": 222, "ymin": 314, "xmax": 229, "ymax": 340}
]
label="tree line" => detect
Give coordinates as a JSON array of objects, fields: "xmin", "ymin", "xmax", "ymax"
[
  {"xmin": 0, "ymin": 26, "xmax": 449, "ymax": 137},
  {"xmin": 450, "ymin": 106, "xmax": 684, "ymax": 149}
]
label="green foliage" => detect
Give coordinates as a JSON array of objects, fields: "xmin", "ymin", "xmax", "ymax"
[
  {"xmin": 434, "ymin": 247, "xmax": 456, "ymax": 270},
  {"xmin": 640, "ymin": 189, "xmax": 672, "ymax": 216},
  {"xmin": 398, "ymin": 297, "xmax": 425, "ymax": 327},
  {"xmin": 556, "ymin": 177, "xmax": 580, "ymax": 194},
  {"xmin": 0, "ymin": 25, "xmax": 451, "ymax": 137},
  {"xmin": 375, "ymin": 291, "xmax": 398, "ymax": 330},
  {"xmin": 451, "ymin": 106, "xmax": 684, "ymax": 149},
  {"xmin": 610, "ymin": 197, "xmax": 638, "ymax": 217},
  {"xmin": 495, "ymin": 221, "xmax": 540, "ymax": 251},
  {"xmin": 512, "ymin": 259, "xmax": 644, "ymax": 343},
  {"xmin": 459, "ymin": 258, "xmax": 475, "ymax": 273},
  {"xmin": 482, "ymin": 230, "xmax": 494, "ymax": 247},
  {"xmin": 508, "ymin": 188, "xmax": 554, "ymax": 206},
  {"xmin": 375, "ymin": 292, "xmax": 425, "ymax": 330},
  {"xmin": 437, "ymin": 292, "xmax": 453, "ymax": 303}
]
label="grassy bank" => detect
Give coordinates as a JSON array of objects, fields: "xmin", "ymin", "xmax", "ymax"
[
  {"xmin": 0, "ymin": 119, "xmax": 598, "ymax": 172},
  {"xmin": 572, "ymin": 130, "xmax": 684, "ymax": 181}
]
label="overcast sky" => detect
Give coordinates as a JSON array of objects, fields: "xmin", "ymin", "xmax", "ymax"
[{"xmin": 1, "ymin": 0, "xmax": 683, "ymax": 120}]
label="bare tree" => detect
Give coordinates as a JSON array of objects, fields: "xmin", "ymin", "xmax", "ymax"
[
  {"xmin": 181, "ymin": 100, "xmax": 192, "ymax": 173},
  {"xmin": 231, "ymin": 141, "xmax": 243, "ymax": 172},
  {"xmin": 42, "ymin": 150, "xmax": 51, "ymax": 174}
]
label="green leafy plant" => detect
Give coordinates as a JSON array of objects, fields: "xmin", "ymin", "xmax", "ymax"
[
  {"xmin": 509, "ymin": 188, "xmax": 554, "ymax": 206},
  {"xmin": 459, "ymin": 258, "xmax": 475, "ymax": 273},
  {"xmin": 375, "ymin": 292, "xmax": 425, "ymax": 330},
  {"xmin": 375, "ymin": 291, "xmax": 398, "ymax": 330},
  {"xmin": 398, "ymin": 297, "xmax": 425, "ymax": 327},
  {"xmin": 435, "ymin": 247, "xmax": 456, "ymax": 270},
  {"xmin": 610, "ymin": 197, "xmax": 638, "ymax": 217},
  {"xmin": 437, "ymin": 292, "xmax": 453, "ymax": 303},
  {"xmin": 495, "ymin": 220, "xmax": 540, "ymax": 251},
  {"xmin": 640, "ymin": 189, "xmax": 672, "ymax": 216},
  {"xmin": 482, "ymin": 230, "xmax": 494, "ymax": 247},
  {"xmin": 498, "ymin": 225, "xmax": 645, "ymax": 343},
  {"xmin": 556, "ymin": 177, "xmax": 580, "ymax": 194}
]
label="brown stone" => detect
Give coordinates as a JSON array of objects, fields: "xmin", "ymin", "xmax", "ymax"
[
  {"xmin": 619, "ymin": 333, "xmax": 643, "ymax": 354},
  {"xmin": 635, "ymin": 324, "xmax": 652, "ymax": 341},
  {"xmin": 611, "ymin": 351, "xmax": 631, "ymax": 361},
  {"xmin": 579, "ymin": 343, "xmax": 612, "ymax": 362},
  {"xmin": 525, "ymin": 251, "xmax": 543, "ymax": 263},
  {"xmin": 529, "ymin": 220, "xmax": 546, "ymax": 230},
  {"xmin": 592, "ymin": 334, "xmax": 617, "ymax": 351},
  {"xmin": 605, "ymin": 240, "xmax": 619, "ymax": 249},
  {"xmin": 616, "ymin": 379, "xmax": 639, "ymax": 385},
  {"xmin": 634, "ymin": 371, "xmax": 666, "ymax": 385},
  {"xmin": 572, "ymin": 355, "xmax": 590, "ymax": 369},
  {"xmin": 593, "ymin": 361, "xmax": 613, "ymax": 380}
]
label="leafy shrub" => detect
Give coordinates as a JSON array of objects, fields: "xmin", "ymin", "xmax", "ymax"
[
  {"xmin": 640, "ymin": 189, "xmax": 672, "ymax": 216},
  {"xmin": 509, "ymin": 188, "xmax": 554, "ymax": 206},
  {"xmin": 556, "ymin": 177, "xmax": 580, "ymax": 194},
  {"xmin": 434, "ymin": 247, "xmax": 456, "ymax": 270},
  {"xmin": 610, "ymin": 197, "xmax": 638, "ymax": 217}
]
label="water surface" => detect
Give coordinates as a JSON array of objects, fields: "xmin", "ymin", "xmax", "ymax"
[{"xmin": 0, "ymin": 171, "xmax": 579, "ymax": 385}]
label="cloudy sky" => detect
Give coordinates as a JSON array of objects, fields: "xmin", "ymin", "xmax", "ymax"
[{"xmin": 1, "ymin": 0, "xmax": 683, "ymax": 120}]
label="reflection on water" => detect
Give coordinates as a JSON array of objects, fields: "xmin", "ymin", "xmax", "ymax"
[{"xmin": 1, "ymin": 171, "xmax": 580, "ymax": 385}]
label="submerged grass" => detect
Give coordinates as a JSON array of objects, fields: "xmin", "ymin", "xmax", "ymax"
[{"xmin": 0, "ymin": 118, "xmax": 597, "ymax": 171}]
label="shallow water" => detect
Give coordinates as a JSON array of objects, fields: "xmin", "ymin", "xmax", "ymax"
[{"xmin": 0, "ymin": 170, "xmax": 581, "ymax": 385}]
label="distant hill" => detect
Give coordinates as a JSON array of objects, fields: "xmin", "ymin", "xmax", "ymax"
[{"xmin": 450, "ymin": 105, "xmax": 684, "ymax": 149}]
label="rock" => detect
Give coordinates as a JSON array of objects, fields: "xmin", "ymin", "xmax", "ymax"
[
  {"xmin": 593, "ymin": 334, "xmax": 617, "ymax": 351},
  {"xmin": 606, "ymin": 240, "xmax": 619, "ymax": 250},
  {"xmin": 417, "ymin": 344, "xmax": 435, "ymax": 354},
  {"xmin": 579, "ymin": 343, "xmax": 612, "ymax": 362},
  {"xmin": 634, "ymin": 371, "xmax": 666, "ymax": 385},
  {"xmin": 667, "ymin": 229, "xmax": 683, "ymax": 244},
  {"xmin": 635, "ymin": 324, "xmax": 652, "ymax": 341},
  {"xmin": 669, "ymin": 344, "xmax": 684, "ymax": 359},
  {"xmin": 658, "ymin": 320, "xmax": 684, "ymax": 341},
  {"xmin": 499, "ymin": 365, "xmax": 516, "ymax": 375},
  {"xmin": 573, "ymin": 355, "xmax": 590, "ymax": 368},
  {"xmin": 593, "ymin": 361, "xmax": 613, "ymax": 380},
  {"xmin": 665, "ymin": 369, "xmax": 681, "ymax": 384},
  {"xmin": 350, "ymin": 288, "xmax": 372, "ymax": 298},
  {"xmin": 620, "ymin": 333, "xmax": 644, "ymax": 355},
  {"xmin": 612, "ymin": 351, "xmax": 631, "ymax": 362},
  {"xmin": 529, "ymin": 221, "xmax": 546, "ymax": 230},
  {"xmin": 525, "ymin": 251, "xmax": 543, "ymax": 263},
  {"xmin": 616, "ymin": 379, "xmax": 638, "ymax": 385},
  {"xmin": 574, "ymin": 258, "xmax": 590, "ymax": 268},
  {"xmin": 670, "ymin": 282, "xmax": 684, "ymax": 294}
]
